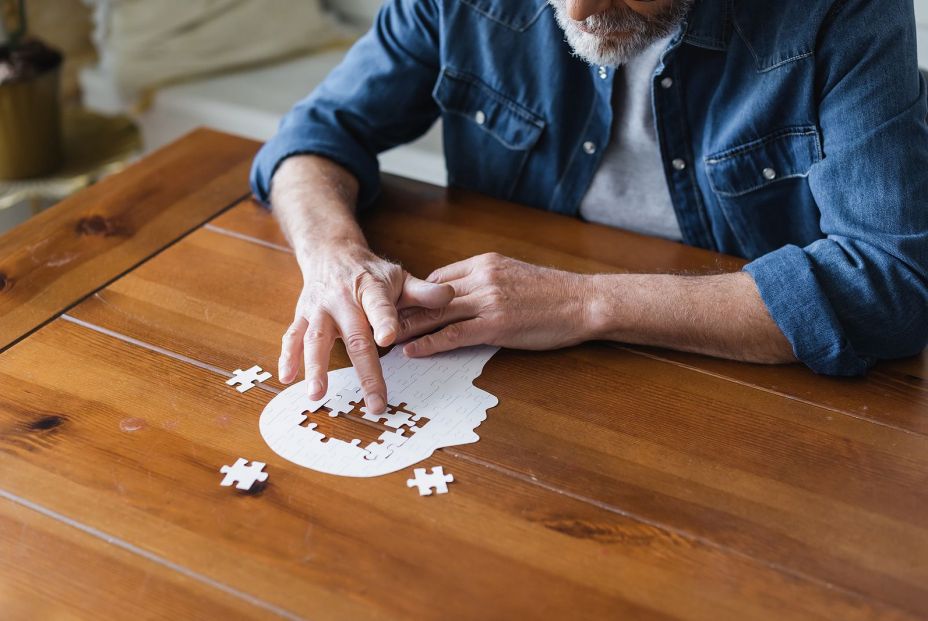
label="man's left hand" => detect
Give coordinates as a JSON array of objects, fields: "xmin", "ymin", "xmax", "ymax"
[{"xmin": 396, "ymin": 253, "xmax": 597, "ymax": 357}]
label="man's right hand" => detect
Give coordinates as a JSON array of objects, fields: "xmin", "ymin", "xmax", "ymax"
[{"xmin": 278, "ymin": 241, "xmax": 454, "ymax": 414}]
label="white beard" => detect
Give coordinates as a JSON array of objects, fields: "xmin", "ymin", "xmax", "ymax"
[{"xmin": 548, "ymin": 0, "xmax": 691, "ymax": 67}]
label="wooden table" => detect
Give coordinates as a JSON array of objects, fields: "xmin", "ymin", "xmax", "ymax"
[{"xmin": 0, "ymin": 129, "xmax": 925, "ymax": 621}]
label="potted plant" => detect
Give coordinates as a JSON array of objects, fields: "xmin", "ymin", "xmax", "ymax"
[{"xmin": 0, "ymin": 0, "xmax": 63, "ymax": 179}]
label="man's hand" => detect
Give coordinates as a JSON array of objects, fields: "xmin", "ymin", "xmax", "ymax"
[
  {"xmin": 396, "ymin": 253, "xmax": 598, "ymax": 357},
  {"xmin": 279, "ymin": 241, "xmax": 453, "ymax": 413},
  {"xmin": 395, "ymin": 252, "xmax": 795, "ymax": 365},
  {"xmin": 268, "ymin": 154, "xmax": 453, "ymax": 415}
]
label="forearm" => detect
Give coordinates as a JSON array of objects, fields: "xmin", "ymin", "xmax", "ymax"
[
  {"xmin": 586, "ymin": 271, "xmax": 796, "ymax": 364},
  {"xmin": 268, "ymin": 155, "xmax": 368, "ymax": 266}
]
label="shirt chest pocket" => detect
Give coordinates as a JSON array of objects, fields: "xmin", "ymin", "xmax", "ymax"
[
  {"xmin": 703, "ymin": 127, "xmax": 824, "ymax": 256},
  {"xmin": 433, "ymin": 68, "xmax": 545, "ymax": 200}
]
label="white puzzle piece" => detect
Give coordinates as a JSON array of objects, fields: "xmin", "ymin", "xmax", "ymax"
[
  {"xmin": 360, "ymin": 402, "xmax": 416, "ymax": 429},
  {"xmin": 219, "ymin": 458, "xmax": 268, "ymax": 490},
  {"xmin": 407, "ymin": 466, "xmax": 454, "ymax": 496},
  {"xmin": 226, "ymin": 365, "xmax": 272, "ymax": 392},
  {"xmin": 322, "ymin": 387, "xmax": 362, "ymax": 417},
  {"xmin": 259, "ymin": 345, "xmax": 499, "ymax": 477}
]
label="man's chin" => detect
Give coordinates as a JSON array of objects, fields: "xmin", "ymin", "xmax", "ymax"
[{"xmin": 563, "ymin": 29, "xmax": 644, "ymax": 67}]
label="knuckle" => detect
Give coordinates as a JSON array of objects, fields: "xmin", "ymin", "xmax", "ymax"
[
  {"xmin": 360, "ymin": 376, "xmax": 383, "ymax": 391},
  {"xmin": 344, "ymin": 332, "xmax": 372, "ymax": 353},
  {"xmin": 303, "ymin": 328, "xmax": 326, "ymax": 343},
  {"xmin": 354, "ymin": 271, "xmax": 383, "ymax": 297},
  {"xmin": 481, "ymin": 252, "xmax": 502, "ymax": 266},
  {"xmin": 370, "ymin": 298, "xmax": 395, "ymax": 314},
  {"xmin": 443, "ymin": 322, "xmax": 465, "ymax": 342}
]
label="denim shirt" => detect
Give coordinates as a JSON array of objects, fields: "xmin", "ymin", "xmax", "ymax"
[{"xmin": 251, "ymin": 0, "xmax": 928, "ymax": 376}]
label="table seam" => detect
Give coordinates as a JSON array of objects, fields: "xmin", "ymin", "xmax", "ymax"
[
  {"xmin": 0, "ymin": 192, "xmax": 250, "ymax": 357},
  {"xmin": 614, "ymin": 345, "xmax": 927, "ymax": 439},
  {"xmin": 0, "ymin": 489, "xmax": 307, "ymax": 621}
]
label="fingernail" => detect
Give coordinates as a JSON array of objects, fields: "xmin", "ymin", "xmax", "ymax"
[
  {"xmin": 309, "ymin": 380, "xmax": 324, "ymax": 398},
  {"xmin": 366, "ymin": 393, "xmax": 385, "ymax": 413},
  {"xmin": 381, "ymin": 329, "xmax": 397, "ymax": 346},
  {"xmin": 404, "ymin": 342, "xmax": 417, "ymax": 356}
]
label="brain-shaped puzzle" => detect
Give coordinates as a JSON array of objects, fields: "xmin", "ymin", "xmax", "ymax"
[{"xmin": 259, "ymin": 345, "xmax": 499, "ymax": 477}]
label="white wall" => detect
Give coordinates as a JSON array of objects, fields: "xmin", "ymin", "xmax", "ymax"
[{"xmin": 917, "ymin": 0, "xmax": 928, "ymax": 68}]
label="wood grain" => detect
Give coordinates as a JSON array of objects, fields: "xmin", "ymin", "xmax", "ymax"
[
  {"xmin": 65, "ymin": 225, "xmax": 928, "ymax": 616},
  {"xmin": 0, "ymin": 128, "xmax": 257, "ymax": 352},
  {"xmin": 0, "ymin": 318, "xmax": 917, "ymax": 621},
  {"xmin": 4, "ymin": 132, "xmax": 926, "ymax": 620},
  {"xmin": 0, "ymin": 497, "xmax": 275, "ymax": 620}
]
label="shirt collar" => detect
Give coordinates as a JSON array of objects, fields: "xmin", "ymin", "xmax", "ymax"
[{"xmin": 681, "ymin": 0, "xmax": 732, "ymax": 51}]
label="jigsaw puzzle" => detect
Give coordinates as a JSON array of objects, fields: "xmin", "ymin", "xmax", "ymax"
[
  {"xmin": 226, "ymin": 365, "xmax": 271, "ymax": 393},
  {"xmin": 219, "ymin": 458, "xmax": 268, "ymax": 490},
  {"xmin": 406, "ymin": 466, "xmax": 454, "ymax": 496},
  {"xmin": 259, "ymin": 345, "xmax": 499, "ymax": 477}
]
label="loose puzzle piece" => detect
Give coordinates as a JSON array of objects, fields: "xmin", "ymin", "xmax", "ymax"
[
  {"xmin": 323, "ymin": 387, "xmax": 361, "ymax": 417},
  {"xmin": 226, "ymin": 365, "xmax": 272, "ymax": 393},
  {"xmin": 219, "ymin": 458, "xmax": 268, "ymax": 490},
  {"xmin": 406, "ymin": 466, "xmax": 454, "ymax": 496}
]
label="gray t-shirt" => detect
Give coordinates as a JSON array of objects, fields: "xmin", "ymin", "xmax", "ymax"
[{"xmin": 579, "ymin": 35, "xmax": 682, "ymax": 241}]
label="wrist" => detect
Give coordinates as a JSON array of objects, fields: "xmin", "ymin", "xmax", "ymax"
[
  {"xmin": 580, "ymin": 273, "xmax": 624, "ymax": 341},
  {"xmin": 295, "ymin": 236, "xmax": 371, "ymax": 273}
]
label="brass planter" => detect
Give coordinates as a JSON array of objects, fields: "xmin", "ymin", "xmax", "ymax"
[{"xmin": 0, "ymin": 62, "xmax": 62, "ymax": 179}]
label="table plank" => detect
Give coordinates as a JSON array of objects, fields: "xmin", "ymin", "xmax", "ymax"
[
  {"xmin": 0, "ymin": 318, "xmax": 915, "ymax": 621},
  {"xmin": 0, "ymin": 497, "xmax": 275, "ymax": 620},
  {"xmin": 209, "ymin": 183, "xmax": 928, "ymax": 435},
  {"xmin": 0, "ymin": 128, "xmax": 257, "ymax": 352},
  {"xmin": 65, "ymin": 226, "xmax": 928, "ymax": 616}
]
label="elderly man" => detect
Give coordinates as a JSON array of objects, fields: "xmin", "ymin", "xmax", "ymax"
[{"xmin": 251, "ymin": 0, "xmax": 928, "ymax": 415}]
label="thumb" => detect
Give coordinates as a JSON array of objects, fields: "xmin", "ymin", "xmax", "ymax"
[{"xmin": 398, "ymin": 274, "xmax": 455, "ymax": 310}]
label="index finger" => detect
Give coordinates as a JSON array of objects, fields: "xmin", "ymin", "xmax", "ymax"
[
  {"xmin": 331, "ymin": 305, "xmax": 388, "ymax": 415},
  {"xmin": 426, "ymin": 255, "xmax": 480, "ymax": 284}
]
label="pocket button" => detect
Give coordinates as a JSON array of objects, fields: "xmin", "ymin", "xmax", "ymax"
[{"xmin": 762, "ymin": 167, "xmax": 777, "ymax": 180}]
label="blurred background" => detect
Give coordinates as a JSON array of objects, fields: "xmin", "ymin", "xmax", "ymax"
[{"xmin": 0, "ymin": 0, "xmax": 926, "ymax": 234}]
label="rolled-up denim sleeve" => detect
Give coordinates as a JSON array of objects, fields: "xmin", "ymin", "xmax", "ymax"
[
  {"xmin": 250, "ymin": 0, "xmax": 442, "ymax": 209},
  {"xmin": 744, "ymin": 0, "xmax": 928, "ymax": 376}
]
